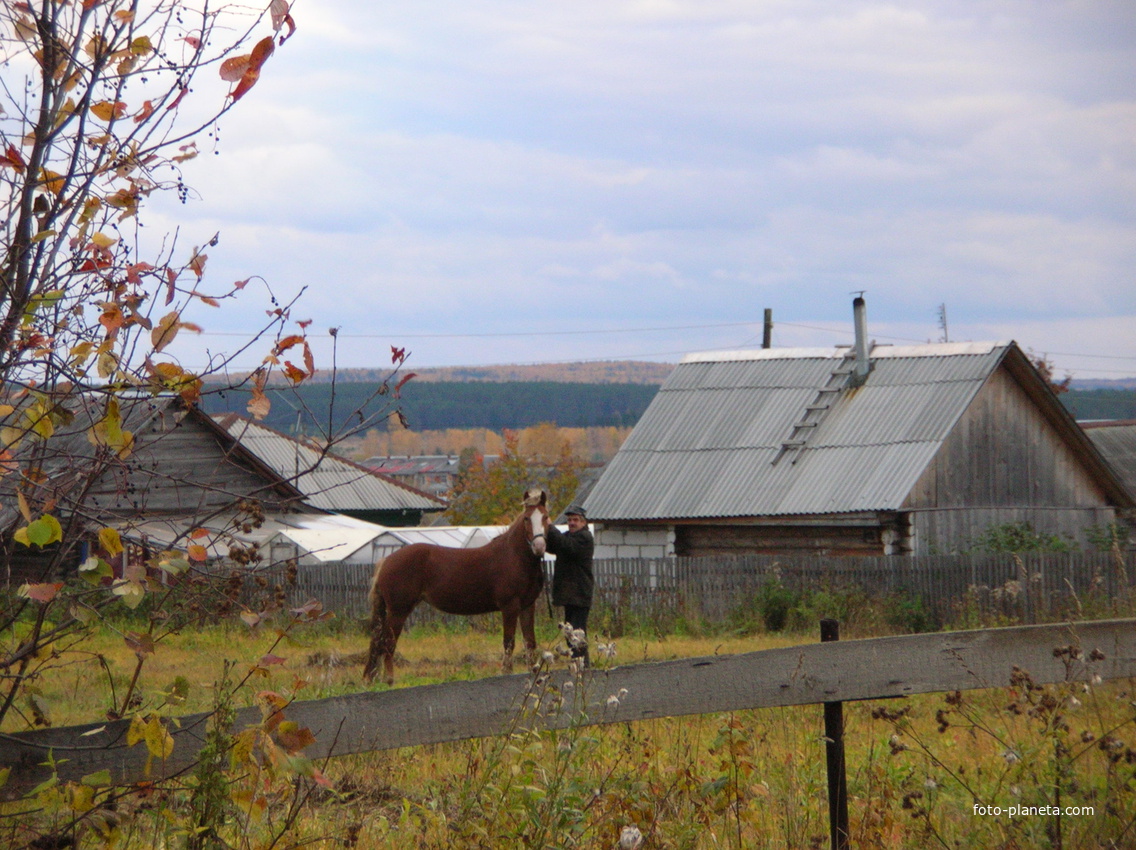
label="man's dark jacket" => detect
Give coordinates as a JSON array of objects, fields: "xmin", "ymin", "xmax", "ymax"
[{"xmin": 547, "ymin": 524, "xmax": 595, "ymax": 608}]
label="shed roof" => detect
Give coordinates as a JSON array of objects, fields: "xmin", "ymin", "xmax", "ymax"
[
  {"xmin": 1081, "ymin": 421, "xmax": 1136, "ymax": 500},
  {"xmin": 215, "ymin": 415, "xmax": 444, "ymax": 514},
  {"xmin": 584, "ymin": 341, "xmax": 1129, "ymax": 521}
]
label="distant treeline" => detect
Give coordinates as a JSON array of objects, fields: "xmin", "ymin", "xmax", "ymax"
[
  {"xmin": 200, "ymin": 382, "xmax": 1135, "ymax": 436},
  {"xmin": 202, "ymin": 381, "xmax": 661, "ymax": 433},
  {"xmin": 1060, "ymin": 389, "xmax": 1136, "ymax": 421}
]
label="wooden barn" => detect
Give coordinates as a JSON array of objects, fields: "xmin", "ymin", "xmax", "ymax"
[
  {"xmin": 0, "ymin": 395, "xmax": 420, "ymax": 583},
  {"xmin": 584, "ymin": 320, "xmax": 1134, "ymax": 558}
]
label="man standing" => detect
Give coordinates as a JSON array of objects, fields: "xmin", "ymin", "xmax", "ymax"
[{"xmin": 546, "ymin": 504, "xmax": 594, "ymax": 665}]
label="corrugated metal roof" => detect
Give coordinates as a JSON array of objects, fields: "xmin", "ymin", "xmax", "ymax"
[
  {"xmin": 217, "ymin": 417, "xmax": 443, "ymax": 513},
  {"xmin": 585, "ymin": 342, "xmax": 1010, "ymax": 520},
  {"xmin": 1083, "ymin": 422, "xmax": 1136, "ymax": 500}
]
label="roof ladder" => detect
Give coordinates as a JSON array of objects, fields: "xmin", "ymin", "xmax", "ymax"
[{"xmin": 771, "ymin": 353, "xmax": 856, "ymax": 466}]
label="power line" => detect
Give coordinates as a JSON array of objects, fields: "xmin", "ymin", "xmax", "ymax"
[
  {"xmin": 194, "ymin": 320, "xmax": 757, "ymax": 340},
  {"xmin": 186, "ymin": 319, "xmax": 1136, "ymax": 366}
]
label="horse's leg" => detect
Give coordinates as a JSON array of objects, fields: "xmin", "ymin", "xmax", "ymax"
[
  {"xmin": 500, "ymin": 604, "xmax": 519, "ymax": 675},
  {"xmin": 519, "ymin": 602, "xmax": 537, "ymax": 668},
  {"xmin": 380, "ymin": 610, "xmax": 409, "ymax": 686}
]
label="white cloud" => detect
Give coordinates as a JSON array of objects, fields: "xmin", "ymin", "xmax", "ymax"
[{"xmin": 141, "ymin": 0, "xmax": 1136, "ymax": 379}]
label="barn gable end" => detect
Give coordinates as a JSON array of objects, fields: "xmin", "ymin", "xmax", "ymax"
[{"xmin": 905, "ymin": 350, "xmax": 1121, "ymax": 552}]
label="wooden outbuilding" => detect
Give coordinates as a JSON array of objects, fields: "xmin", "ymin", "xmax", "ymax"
[{"xmin": 584, "ymin": 336, "xmax": 1134, "ymax": 558}]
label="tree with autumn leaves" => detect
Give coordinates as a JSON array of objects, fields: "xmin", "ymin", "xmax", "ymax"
[
  {"xmin": 445, "ymin": 429, "xmax": 586, "ymax": 525},
  {"xmin": 0, "ymin": 1, "xmax": 362, "ymax": 831}
]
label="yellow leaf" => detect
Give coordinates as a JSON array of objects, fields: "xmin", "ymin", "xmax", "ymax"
[
  {"xmin": 127, "ymin": 714, "xmax": 146, "ymax": 747},
  {"xmin": 69, "ymin": 783, "xmax": 96, "ymax": 814},
  {"xmin": 111, "ymin": 579, "xmax": 145, "ymax": 609},
  {"xmin": 17, "ymin": 515, "xmax": 63, "ymax": 548},
  {"xmin": 98, "ymin": 526, "xmax": 124, "ymax": 556},
  {"xmin": 84, "ymin": 35, "xmax": 107, "ymax": 60},
  {"xmin": 151, "ymin": 311, "xmax": 180, "ymax": 353},
  {"xmin": 90, "ymin": 100, "xmax": 126, "ymax": 122},
  {"xmin": 144, "ymin": 716, "xmax": 174, "ymax": 760},
  {"xmin": 130, "ymin": 35, "xmax": 153, "ymax": 55},
  {"xmin": 39, "ymin": 169, "xmax": 65, "ymax": 195},
  {"xmin": 91, "ymin": 231, "xmax": 117, "ymax": 248}
]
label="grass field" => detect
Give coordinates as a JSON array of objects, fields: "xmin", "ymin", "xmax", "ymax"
[{"xmin": 4, "ymin": 614, "xmax": 1135, "ymax": 849}]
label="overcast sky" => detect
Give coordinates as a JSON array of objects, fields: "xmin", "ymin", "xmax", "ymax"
[{"xmin": 156, "ymin": 1, "xmax": 1136, "ymax": 381}]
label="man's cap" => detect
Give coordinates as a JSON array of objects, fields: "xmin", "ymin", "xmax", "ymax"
[{"xmin": 565, "ymin": 505, "xmax": 587, "ymax": 518}]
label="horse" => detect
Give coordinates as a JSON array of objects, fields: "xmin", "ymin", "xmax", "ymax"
[{"xmin": 362, "ymin": 488, "xmax": 551, "ymax": 686}]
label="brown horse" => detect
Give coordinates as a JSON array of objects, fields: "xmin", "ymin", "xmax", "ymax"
[{"xmin": 362, "ymin": 488, "xmax": 550, "ymax": 685}]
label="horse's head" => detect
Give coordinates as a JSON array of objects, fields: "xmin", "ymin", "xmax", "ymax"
[{"xmin": 523, "ymin": 488, "xmax": 549, "ymax": 556}]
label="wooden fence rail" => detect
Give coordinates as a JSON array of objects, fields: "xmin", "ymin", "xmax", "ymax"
[{"xmin": 3, "ymin": 618, "xmax": 1134, "ymax": 798}]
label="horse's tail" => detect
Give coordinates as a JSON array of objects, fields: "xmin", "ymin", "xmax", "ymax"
[{"xmin": 363, "ymin": 559, "xmax": 388, "ymax": 682}]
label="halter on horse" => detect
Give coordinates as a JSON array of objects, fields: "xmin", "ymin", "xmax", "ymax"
[{"xmin": 362, "ymin": 488, "xmax": 550, "ymax": 686}]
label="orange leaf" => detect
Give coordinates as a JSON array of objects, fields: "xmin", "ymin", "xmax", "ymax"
[
  {"xmin": 247, "ymin": 385, "xmax": 271, "ymax": 421},
  {"xmin": 188, "ymin": 250, "xmax": 207, "ymax": 278},
  {"xmin": 133, "ymin": 100, "xmax": 154, "ymax": 123},
  {"xmin": 21, "ymin": 582, "xmax": 63, "ymax": 603},
  {"xmin": 229, "ymin": 36, "xmax": 275, "ymax": 101},
  {"xmin": 276, "ymin": 722, "xmax": 316, "ymax": 754},
  {"xmin": 151, "ymin": 311, "xmax": 181, "ymax": 353},
  {"xmin": 273, "ymin": 334, "xmax": 304, "ymax": 354},
  {"xmin": 282, "ymin": 361, "xmax": 306, "ymax": 384},
  {"xmin": 395, "ymin": 372, "xmax": 417, "ymax": 395},
  {"xmin": 39, "ymin": 169, "xmax": 65, "ymax": 194},
  {"xmin": 187, "ymin": 543, "xmax": 208, "ymax": 562},
  {"xmin": 302, "ymin": 341, "xmax": 314, "ymax": 377},
  {"xmin": 166, "ymin": 86, "xmax": 188, "ymax": 111},
  {"xmin": 99, "ymin": 304, "xmax": 125, "ymax": 335},
  {"xmin": 123, "ymin": 263, "xmax": 153, "ymax": 284},
  {"xmin": 189, "ymin": 527, "xmax": 210, "ymax": 539},
  {"xmin": 1, "ymin": 144, "xmax": 26, "ymax": 173},
  {"xmin": 219, "ymin": 55, "xmax": 251, "ymax": 83},
  {"xmin": 124, "ymin": 631, "xmax": 155, "ymax": 656}
]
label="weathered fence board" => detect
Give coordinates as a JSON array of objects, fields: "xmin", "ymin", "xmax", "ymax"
[
  {"xmin": 262, "ymin": 551, "xmax": 1135, "ymax": 625},
  {"xmin": 3, "ymin": 618, "xmax": 1133, "ymax": 797}
]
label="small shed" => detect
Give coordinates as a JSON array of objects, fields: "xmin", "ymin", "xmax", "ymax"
[{"xmin": 584, "ymin": 338, "xmax": 1133, "ymax": 558}]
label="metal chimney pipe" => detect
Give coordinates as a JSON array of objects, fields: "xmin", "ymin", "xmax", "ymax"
[{"xmin": 851, "ymin": 296, "xmax": 871, "ymax": 384}]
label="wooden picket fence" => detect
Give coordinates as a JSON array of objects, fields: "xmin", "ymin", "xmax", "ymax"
[{"xmin": 255, "ymin": 550, "xmax": 1135, "ymax": 627}]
